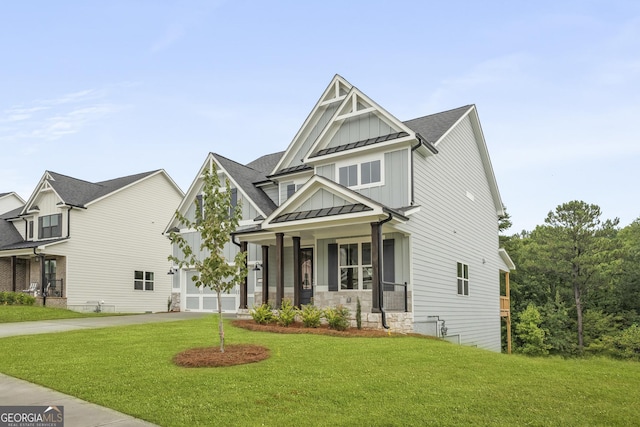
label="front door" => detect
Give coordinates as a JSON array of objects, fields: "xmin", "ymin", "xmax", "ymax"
[{"xmin": 300, "ymin": 248, "xmax": 313, "ymax": 305}]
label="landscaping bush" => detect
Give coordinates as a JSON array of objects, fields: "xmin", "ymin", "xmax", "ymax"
[
  {"xmin": 300, "ymin": 304, "xmax": 322, "ymax": 328},
  {"xmin": 515, "ymin": 304, "xmax": 550, "ymax": 356},
  {"xmin": 250, "ymin": 303, "xmax": 274, "ymax": 325},
  {"xmin": 0, "ymin": 292, "xmax": 35, "ymax": 306},
  {"xmin": 600, "ymin": 324, "xmax": 640, "ymax": 361},
  {"xmin": 356, "ymin": 297, "xmax": 362, "ymax": 330},
  {"xmin": 324, "ymin": 305, "xmax": 350, "ymax": 331},
  {"xmin": 275, "ymin": 299, "xmax": 297, "ymax": 327}
]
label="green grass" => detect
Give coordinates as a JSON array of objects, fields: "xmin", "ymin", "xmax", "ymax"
[
  {"xmin": 1, "ymin": 316, "xmax": 639, "ymax": 426},
  {"xmin": 0, "ymin": 305, "xmax": 123, "ymax": 323}
]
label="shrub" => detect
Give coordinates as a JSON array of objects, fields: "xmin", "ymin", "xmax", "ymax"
[
  {"xmin": 276, "ymin": 299, "xmax": 297, "ymax": 327},
  {"xmin": 600, "ymin": 324, "xmax": 640, "ymax": 361},
  {"xmin": 250, "ymin": 303, "xmax": 274, "ymax": 325},
  {"xmin": 515, "ymin": 304, "xmax": 550, "ymax": 356},
  {"xmin": 300, "ymin": 304, "xmax": 322, "ymax": 328},
  {"xmin": 356, "ymin": 297, "xmax": 362, "ymax": 330},
  {"xmin": 0, "ymin": 291, "xmax": 35, "ymax": 306},
  {"xmin": 324, "ymin": 305, "xmax": 350, "ymax": 331}
]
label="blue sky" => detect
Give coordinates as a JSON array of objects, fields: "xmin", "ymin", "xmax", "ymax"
[{"xmin": 1, "ymin": 1, "xmax": 638, "ymax": 233}]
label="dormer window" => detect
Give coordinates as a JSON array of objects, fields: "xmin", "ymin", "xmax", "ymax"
[{"xmin": 39, "ymin": 214, "xmax": 62, "ymax": 239}]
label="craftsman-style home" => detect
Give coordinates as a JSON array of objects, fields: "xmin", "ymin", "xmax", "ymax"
[
  {"xmin": 166, "ymin": 75, "xmax": 514, "ymax": 351},
  {"xmin": 0, "ymin": 170, "xmax": 183, "ymax": 312}
]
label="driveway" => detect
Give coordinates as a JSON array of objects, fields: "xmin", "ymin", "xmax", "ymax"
[{"xmin": 0, "ymin": 311, "xmax": 212, "ymax": 338}]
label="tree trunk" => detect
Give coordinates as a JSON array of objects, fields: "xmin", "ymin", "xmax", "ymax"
[
  {"xmin": 217, "ymin": 289, "xmax": 224, "ymax": 353},
  {"xmin": 574, "ymin": 283, "xmax": 584, "ymax": 352}
]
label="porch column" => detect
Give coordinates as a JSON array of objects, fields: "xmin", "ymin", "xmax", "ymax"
[
  {"xmin": 39, "ymin": 254, "xmax": 47, "ymax": 306},
  {"xmin": 371, "ymin": 222, "xmax": 381, "ymax": 313},
  {"xmin": 261, "ymin": 245, "xmax": 269, "ymax": 305},
  {"xmin": 292, "ymin": 236, "xmax": 301, "ymax": 308},
  {"xmin": 11, "ymin": 256, "xmax": 17, "ymax": 292},
  {"xmin": 239, "ymin": 241, "xmax": 248, "ymax": 309},
  {"xmin": 275, "ymin": 233, "xmax": 284, "ymax": 308}
]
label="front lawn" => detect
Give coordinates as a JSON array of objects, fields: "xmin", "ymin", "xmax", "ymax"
[
  {"xmin": 0, "ymin": 316, "xmax": 639, "ymax": 426},
  {"xmin": 0, "ymin": 305, "xmax": 121, "ymax": 323}
]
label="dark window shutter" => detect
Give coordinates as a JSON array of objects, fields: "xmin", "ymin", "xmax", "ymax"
[
  {"xmin": 231, "ymin": 188, "xmax": 238, "ymax": 207},
  {"xmin": 195, "ymin": 194, "xmax": 203, "ymax": 223},
  {"xmin": 38, "ymin": 217, "xmax": 43, "ymax": 238},
  {"xmin": 328, "ymin": 243, "xmax": 338, "ymax": 291},
  {"xmin": 383, "ymin": 239, "xmax": 395, "ymax": 291}
]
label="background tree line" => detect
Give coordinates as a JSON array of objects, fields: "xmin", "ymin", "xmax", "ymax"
[{"xmin": 501, "ymin": 201, "xmax": 640, "ymax": 360}]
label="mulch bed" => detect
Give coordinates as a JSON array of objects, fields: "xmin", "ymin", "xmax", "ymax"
[
  {"xmin": 173, "ymin": 320, "xmax": 415, "ymax": 368},
  {"xmin": 173, "ymin": 344, "xmax": 270, "ymax": 367},
  {"xmin": 232, "ymin": 319, "xmax": 393, "ymax": 337}
]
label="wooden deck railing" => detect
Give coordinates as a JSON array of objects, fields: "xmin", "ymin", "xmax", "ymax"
[{"xmin": 500, "ymin": 296, "xmax": 510, "ymax": 316}]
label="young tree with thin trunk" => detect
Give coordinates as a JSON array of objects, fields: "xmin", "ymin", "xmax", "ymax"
[{"xmin": 168, "ymin": 165, "xmax": 247, "ymax": 353}]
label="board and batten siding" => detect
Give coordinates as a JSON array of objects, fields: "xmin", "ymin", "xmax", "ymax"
[
  {"xmin": 284, "ymin": 103, "xmax": 339, "ymax": 170},
  {"xmin": 55, "ymin": 172, "xmax": 183, "ymax": 312},
  {"xmin": 357, "ymin": 149, "xmax": 409, "ymax": 208},
  {"xmin": 327, "ymin": 112, "xmax": 395, "ymax": 148},
  {"xmin": 314, "ymin": 149, "xmax": 409, "ymax": 208},
  {"xmin": 408, "ymin": 115, "xmax": 502, "ymax": 351},
  {"xmin": 297, "ymin": 189, "xmax": 348, "ymax": 211}
]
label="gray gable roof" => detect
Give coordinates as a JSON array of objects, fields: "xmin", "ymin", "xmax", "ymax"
[
  {"xmin": 245, "ymin": 151, "xmax": 284, "ymax": 174},
  {"xmin": 45, "ymin": 170, "xmax": 159, "ymax": 208},
  {"xmin": 212, "ymin": 154, "xmax": 277, "ymax": 216},
  {"xmin": 0, "ymin": 193, "xmax": 9, "ymax": 198},
  {"xmin": 0, "ymin": 207, "xmax": 25, "ymax": 248},
  {"xmin": 403, "ymin": 105, "xmax": 472, "ymax": 144}
]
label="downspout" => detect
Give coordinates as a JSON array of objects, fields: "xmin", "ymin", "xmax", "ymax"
[
  {"xmin": 377, "ymin": 213, "xmax": 393, "ymax": 329},
  {"xmin": 411, "ymin": 140, "xmax": 421, "ymax": 206},
  {"xmin": 66, "ymin": 206, "xmax": 72, "ymax": 238}
]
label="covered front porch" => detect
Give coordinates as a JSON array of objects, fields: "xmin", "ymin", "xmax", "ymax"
[
  {"xmin": 0, "ymin": 240, "xmax": 68, "ymax": 307},
  {"xmin": 235, "ymin": 209, "xmax": 413, "ymax": 330}
]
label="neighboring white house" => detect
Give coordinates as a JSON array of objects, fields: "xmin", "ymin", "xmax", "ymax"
[
  {"xmin": 0, "ymin": 192, "xmax": 25, "ymax": 215},
  {"xmin": 166, "ymin": 74, "xmax": 514, "ymax": 351},
  {"xmin": 0, "ymin": 170, "xmax": 184, "ymax": 313}
]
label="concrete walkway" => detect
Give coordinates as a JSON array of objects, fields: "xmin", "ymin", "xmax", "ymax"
[{"xmin": 0, "ymin": 312, "xmax": 211, "ymax": 426}]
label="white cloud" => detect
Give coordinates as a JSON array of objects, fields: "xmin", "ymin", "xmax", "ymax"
[{"xmin": 0, "ymin": 89, "xmax": 121, "ymax": 142}]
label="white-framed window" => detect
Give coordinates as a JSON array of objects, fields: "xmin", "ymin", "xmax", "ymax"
[
  {"xmin": 338, "ymin": 239, "xmax": 372, "ymax": 290},
  {"xmin": 134, "ymin": 271, "xmax": 154, "ymax": 291},
  {"xmin": 457, "ymin": 262, "xmax": 469, "ymax": 296},
  {"xmin": 337, "ymin": 156, "xmax": 383, "ymax": 189},
  {"xmin": 38, "ymin": 213, "xmax": 62, "ymax": 239},
  {"xmin": 279, "ymin": 180, "xmax": 304, "ymax": 204}
]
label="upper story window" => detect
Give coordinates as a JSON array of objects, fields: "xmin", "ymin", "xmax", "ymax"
[
  {"xmin": 39, "ymin": 214, "xmax": 62, "ymax": 239},
  {"xmin": 338, "ymin": 159, "xmax": 382, "ymax": 188},
  {"xmin": 280, "ymin": 181, "xmax": 303, "ymax": 204}
]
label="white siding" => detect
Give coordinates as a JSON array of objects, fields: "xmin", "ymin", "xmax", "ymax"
[
  {"xmin": 56, "ymin": 172, "xmax": 183, "ymax": 312},
  {"xmin": 262, "ymin": 184, "xmax": 279, "ymax": 206},
  {"xmin": 408, "ymin": 116, "xmax": 502, "ymax": 351}
]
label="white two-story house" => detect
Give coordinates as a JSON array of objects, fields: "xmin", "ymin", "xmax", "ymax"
[
  {"xmin": 166, "ymin": 75, "xmax": 514, "ymax": 351},
  {"xmin": 0, "ymin": 170, "xmax": 183, "ymax": 312}
]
